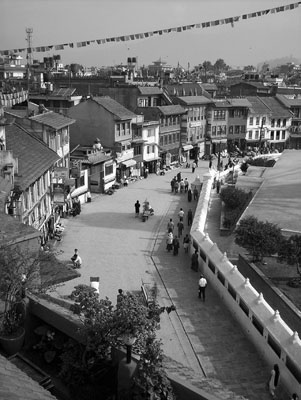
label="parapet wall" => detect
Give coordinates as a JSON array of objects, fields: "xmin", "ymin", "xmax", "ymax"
[{"xmin": 190, "ymin": 172, "xmax": 301, "ymax": 397}]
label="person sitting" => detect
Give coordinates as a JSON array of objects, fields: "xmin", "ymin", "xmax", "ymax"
[{"xmin": 71, "ymin": 249, "xmax": 82, "ymax": 269}]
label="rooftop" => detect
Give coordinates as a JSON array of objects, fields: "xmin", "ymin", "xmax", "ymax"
[
  {"xmin": 29, "ymin": 111, "xmax": 75, "ymax": 130},
  {"xmin": 92, "ymin": 96, "xmax": 137, "ymax": 120},
  {"xmin": 242, "ymin": 150, "xmax": 301, "ymax": 235},
  {"xmin": 177, "ymin": 95, "xmax": 213, "ymax": 106},
  {"xmin": 5, "ymin": 123, "xmax": 60, "ymax": 190},
  {"xmin": 157, "ymin": 105, "xmax": 186, "ymax": 115}
]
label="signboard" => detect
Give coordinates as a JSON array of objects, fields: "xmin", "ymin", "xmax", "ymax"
[
  {"xmin": 53, "ymin": 167, "xmax": 69, "ymax": 180},
  {"xmin": 71, "ymin": 159, "xmax": 81, "ymax": 179}
]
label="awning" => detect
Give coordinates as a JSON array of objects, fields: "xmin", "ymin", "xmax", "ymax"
[
  {"xmin": 182, "ymin": 145, "xmax": 194, "ymax": 151},
  {"xmin": 122, "ymin": 159, "xmax": 137, "ymax": 168},
  {"xmin": 212, "ymin": 139, "xmax": 227, "ymax": 144}
]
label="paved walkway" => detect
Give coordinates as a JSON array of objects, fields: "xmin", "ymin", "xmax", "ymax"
[{"xmin": 51, "ymin": 160, "xmax": 288, "ymax": 400}]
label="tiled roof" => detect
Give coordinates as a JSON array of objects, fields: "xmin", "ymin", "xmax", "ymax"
[
  {"xmin": 157, "ymin": 105, "xmax": 186, "ymax": 115},
  {"xmin": 246, "ymin": 96, "xmax": 271, "ymax": 114},
  {"xmin": 276, "ymin": 94, "xmax": 301, "ymax": 107},
  {"xmin": 177, "ymin": 96, "xmax": 213, "ymax": 105},
  {"xmin": 29, "ymin": 111, "xmax": 75, "ymax": 130},
  {"xmin": 0, "ymin": 212, "xmax": 40, "ymax": 246},
  {"xmin": 228, "ymin": 98, "xmax": 252, "ymax": 108},
  {"xmin": 5, "ymin": 123, "xmax": 60, "ymax": 190},
  {"xmin": 0, "ymin": 354, "xmax": 57, "ymax": 400},
  {"xmin": 87, "ymin": 152, "xmax": 113, "ymax": 165},
  {"xmin": 201, "ymin": 83, "xmax": 218, "ymax": 91},
  {"xmin": 92, "ymin": 96, "xmax": 137, "ymax": 120},
  {"xmin": 259, "ymin": 97, "xmax": 293, "ymax": 118},
  {"xmin": 138, "ymin": 86, "xmax": 163, "ymax": 95},
  {"xmin": 247, "ymin": 96, "xmax": 293, "ymax": 117}
]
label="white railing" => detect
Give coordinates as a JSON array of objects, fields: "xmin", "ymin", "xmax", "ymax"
[{"xmin": 190, "ymin": 172, "xmax": 301, "ymax": 397}]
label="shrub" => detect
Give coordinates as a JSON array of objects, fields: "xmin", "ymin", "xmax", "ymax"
[{"xmin": 220, "ymin": 186, "xmax": 251, "ymax": 210}]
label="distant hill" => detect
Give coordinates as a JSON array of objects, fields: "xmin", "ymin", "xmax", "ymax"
[{"xmin": 257, "ymin": 56, "xmax": 301, "ymax": 70}]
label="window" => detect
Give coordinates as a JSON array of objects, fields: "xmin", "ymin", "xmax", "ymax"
[
  {"xmin": 241, "ymin": 125, "xmax": 246, "ymax": 134},
  {"xmin": 251, "ymin": 315, "xmax": 264, "ymax": 335},
  {"xmin": 239, "ymin": 298, "xmax": 249, "ymax": 316},
  {"xmin": 277, "ymin": 119, "xmax": 281, "ymax": 127},
  {"xmin": 217, "ymin": 271, "xmax": 225, "ymax": 286},
  {"xmin": 270, "ymin": 131, "xmax": 274, "ymax": 140},
  {"xmin": 248, "ymin": 131, "xmax": 252, "ymax": 139},
  {"xmin": 208, "ymin": 260, "xmax": 215, "ymax": 274},
  {"xmin": 228, "ymin": 284, "xmax": 236, "ymax": 300},
  {"xmin": 271, "ymin": 119, "xmax": 275, "ymax": 127},
  {"xmin": 256, "ymin": 117, "xmax": 260, "ymax": 126},
  {"xmin": 283, "ymin": 119, "xmax": 286, "ymax": 127},
  {"xmin": 286, "ymin": 356, "xmax": 301, "ymax": 383},
  {"xmin": 229, "ymin": 126, "xmax": 233, "ymax": 134},
  {"xmin": 267, "ymin": 334, "xmax": 281, "ymax": 357},
  {"xmin": 276, "ymin": 131, "xmax": 280, "ymax": 140},
  {"xmin": 255, "ymin": 131, "xmax": 259, "ymax": 140},
  {"xmin": 105, "ymin": 164, "xmax": 113, "ymax": 175},
  {"xmin": 235, "ymin": 125, "xmax": 240, "ymax": 134},
  {"xmin": 249, "ymin": 117, "xmax": 253, "ymax": 126},
  {"xmin": 282, "ymin": 131, "xmax": 285, "ymax": 140},
  {"xmin": 116, "ymin": 124, "xmax": 121, "ymax": 137},
  {"xmin": 134, "ymin": 146, "xmax": 141, "ymax": 156},
  {"xmin": 213, "ymin": 110, "xmax": 225, "ymax": 120},
  {"xmin": 212, "ymin": 126, "xmax": 216, "ymax": 136}
]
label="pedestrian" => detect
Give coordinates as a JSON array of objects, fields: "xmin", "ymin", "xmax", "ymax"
[
  {"xmin": 184, "ymin": 178, "xmax": 189, "ymax": 193},
  {"xmin": 187, "ymin": 188, "xmax": 192, "ymax": 202},
  {"xmin": 177, "ymin": 171, "xmax": 181, "ymax": 182},
  {"xmin": 144, "ymin": 167, "xmax": 149, "ymax": 178},
  {"xmin": 117, "ymin": 288, "xmax": 125, "ymax": 305},
  {"xmin": 166, "ymin": 231, "xmax": 173, "ymax": 252},
  {"xmin": 71, "ymin": 249, "xmax": 82, "ymax": 269},
  {"xmin": 191, "ymin": 249, "xmax": 199, "ymax": 271},
  {"xmin": 178, "ymin": 208, "xmax": 184, "ymax": 222},
  {"xmin": 267, "ymin": 364, "xmax": 280, "ymax": 398},
  {"xmin": 183, "ymin": 234, "xmax": 190, "ymax": 253},
  {"xmin": 187, "ymin": 209, "xmax": 193, "ymax": 226},
  {"xmin": 198, "ymin": 275, "xmax": 207, "ymax": 301},
  {"xmin": 180, "ymin": 179, "xmax": 185, "ymax": 193},
  {"xmin": 134, "ymin": 200, "xmax": 141, "ymax": 217},
  {"xmin": 170, "ymin": 178, "xmax": 175, "ymax": 193},
  {"xmin": 194, "ymin": 157, "xmax": 198, "ymax": 167},
  {"xmin": 192, "ymin": 161, "xmax": 196, "ymax": 173},
  {"xmin": 167, "ymin": 218, "xmax": 174, "ymax": 233},
  {"xmin": 216, "ymin": 180, "xmax": 221, "ymax": 194},
  {"xmin": 174, "ymin": 180, "xmax": 179, "ymax": 193},
  {"xmin": 172, "ymin": 235, "xmax": 180, "ymax": 256},
  {"xmin": 209, "ymin": 159, "xmax": 212, "ymax": 169},
  {"xmin": 177, "ymin": 220, "xmax": 184, "ymax": 238},
  {"xmin": 193, "ymin": 187, "xmax": 198, "ymax": 200}
]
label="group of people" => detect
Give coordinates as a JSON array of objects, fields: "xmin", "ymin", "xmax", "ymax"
[{"xmin": 170, "ymin": 172, "xmax": 190, "ymax": 194}]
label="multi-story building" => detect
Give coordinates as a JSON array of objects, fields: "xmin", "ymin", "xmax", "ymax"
[
  {"xmin": 276, "ymin": 94, "xmax": 301, "ymax": 149},
  {"xmin": 246, "ymin": 96, "xmax": 293, "ymax": 151},
  {"xmin": 226, "ymin": 98, "xmax": 251, "ymax": 152},
  {"xmin": 206, "ymin": 100, "xmax": 229, "ymax": 156},
  {"xmin": 174, "ymin": 96, "xmax": 213, "ymax": 160},
  {"xmin": 4, "ymin": 122, "xmax": 60, "ymax": 244},
  {"xmin": 67, "ymin": 96, "xmax": 139, "ymax": 181}
]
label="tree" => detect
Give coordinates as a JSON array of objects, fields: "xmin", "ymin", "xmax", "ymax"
[
  {"xmin": 235, "ymin": 216, "xmax": 283, "ymax": 262},
  {"xmin": 243, "ymin": 65, "xmax": 256, "ymax": 72},
  {"xmin": 202, "ymin": 60, "xmax": 213, "ymax": 80},
  {"xmin": 213, "ymin": 58, "xmax": 228, "ymax": 74},
  {"xmin": 70, "ymin": 63, "xmax": 83, "ymax": 77},
  {"xmin": 278, "ymin": 235, "xmax": 301, "ymax": 279}
]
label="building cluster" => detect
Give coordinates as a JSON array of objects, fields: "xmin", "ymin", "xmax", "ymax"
[{"xmin": 1, "ymin": 53, "xmax": 301, "ymax": 247}]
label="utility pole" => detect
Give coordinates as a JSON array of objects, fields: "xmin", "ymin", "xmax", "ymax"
[{"xmin": 25, "ymin": 28, "xmax": 33, "ymax": 117}]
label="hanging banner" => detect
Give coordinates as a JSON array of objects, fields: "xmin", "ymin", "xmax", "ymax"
[{"xmin": 0, "ymin": 2, "xmax": 299, "ymax": 55}]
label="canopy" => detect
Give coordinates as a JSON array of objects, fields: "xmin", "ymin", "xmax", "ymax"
[
  {"xmin": 122, "ymin": 159, "xmax": 137, "ymax": 168},
  {"xmin": 183, "ymin": 144, "xmax": 194, "ymax": 151}
]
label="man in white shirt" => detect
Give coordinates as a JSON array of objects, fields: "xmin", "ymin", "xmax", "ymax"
[
  {"xmin": 198, "ymin": 275, "xmax": 207, "ymax": 301},
  {"xmin": 178, "ymin": 208, "xmax": 184, "ymax": 222}
]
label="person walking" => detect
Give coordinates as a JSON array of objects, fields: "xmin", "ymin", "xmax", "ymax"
[
  {"xmin": 134, "ymin": 200, "xmax": 141, "ymax": 217},
  {"xmin": 209, "ymin": 159, "xmax": 212, "ymax": 169},
  {"xmin": 191, "ymin": 249, "xmax": 199, "ymax": 271},
  {"xmin": 170, "ymin": 178, "xmax": 175, "ymax": 193},
  {"xmin": 177, "ymin": 220, "xmax": 184, "ymax": 238},
  {"xmin": 268, "ymin": 364, "xmax": 280, "ymax": 398},
  {"xmin": 172, "ymin": 235, "xmax": 180, "ymax": 256},
  {"xmin": 174, "ymin": 180, "xmax": 179, "ymax": 194},
  {"xmin": 167, "ymin": 218, "xmax": 174, "ymax": 233},
  {"xmin": 187, "ymin": 209, "xmax": 193, "ymax": 226},
  {"xmin": 184, "ymin": 178, "xmax": 189, "ymax": 193},
  {"xmin": 198, "ymin": 275, "xmax": 207, "ymax": 301},
  {"xmin": 192, "ymin": 161, "xmax": 196, "ymax": 173},
  {"xmin": 179, "ymin": 179, "xmax": 185, "ymax": 193},
  {"xmin": 183, "ymin": 234, "xmax": 190, "ymax": 253},
  {"xmin": 166, "ymin": 231, "xmax": 173, "ymax": 252},
  {"xmin": 193, "ymin": 187, "xmax": 199, "ymax": 200},
  {"xmin": 187, "ymin": 188, "xmax": 192, "ymax": 202},
  {"xmin": 178, "ymin": 208, "xmax": 184, "ymax": 222},
  {"xmin": 71, "ymin": 249, "xmax": 82, "ymax": 269}
]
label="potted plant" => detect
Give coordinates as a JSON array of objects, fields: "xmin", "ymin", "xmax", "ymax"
[{"xmin": 0, "ymin": 245, "xmax": 39, "ymax": 355}]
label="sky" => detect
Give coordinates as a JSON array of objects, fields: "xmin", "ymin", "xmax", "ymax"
[{"xmin": 0, "ymin": 0, "xmax": 300, "ymax": 69}]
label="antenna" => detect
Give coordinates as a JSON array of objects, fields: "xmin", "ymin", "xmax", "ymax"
[{"xmin": 25, "ymin": 28, "xmax": 33, "ymax": 117}]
